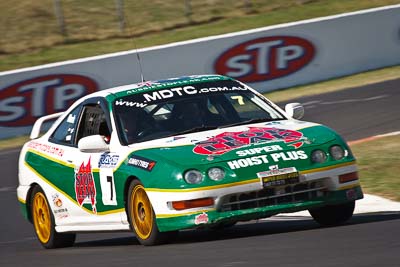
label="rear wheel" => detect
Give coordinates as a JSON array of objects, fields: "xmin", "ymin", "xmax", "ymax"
[
  {"xmin": 309, "ymin": 201, "xmax": 355, "ymax": 226},
  {"xmin": 127, "ymin": 180, "xmax": 176, "ymax": 246},
  {"xmin": 31, "ymin": 186, "xmax": 76, "ymax": 248}
]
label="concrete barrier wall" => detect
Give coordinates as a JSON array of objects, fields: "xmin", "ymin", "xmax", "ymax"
[{"xmin": 1, "ymin": 5, "xmax": 400, "ymax": 139}]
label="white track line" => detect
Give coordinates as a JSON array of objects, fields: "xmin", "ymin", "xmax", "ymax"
[
  {"xmin": 0, "ymin": 187, "xmax": 15, "ymax": 192},
  {"xmin": 348, "ymin": 131, "xmax": 400, "ymax": 145},
  {"xmin": 273, "ymin": 194, "xmax": 400, "ymax": 218}
]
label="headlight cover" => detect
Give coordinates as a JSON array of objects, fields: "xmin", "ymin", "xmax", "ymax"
[
  {"xmin": 184, "ymin": 169, "xmax": 204, "ymax": 184},
  {"xmin": 207, "ymin": 167, "xmax": 225, "ymax": 181},
  {"xmin": 311, "ymin": 149, "xmax": 327, "ymax": 163},
  {"xmin": 330, "ymin": 145, "xmax": 345, "ymax": 160}
]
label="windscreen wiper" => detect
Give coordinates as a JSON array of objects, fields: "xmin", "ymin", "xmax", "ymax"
[{"xmin": 219, "ymin": 118, "xmax": 284, "ymax": 129}]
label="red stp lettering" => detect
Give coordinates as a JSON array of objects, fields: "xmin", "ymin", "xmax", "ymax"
[
  {"xmin": 214, "ymin": 36, "xmax": 315, "ymax": 82},
  {"xmin": 0, "ymin": 74, "xmax": 98, "ymax": 127}
]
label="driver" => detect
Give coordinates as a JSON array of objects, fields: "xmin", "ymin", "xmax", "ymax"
[
  {"xmin": 171, "ymin": 98, "xmax": 224, "ymax": 130},
  {"xmin": 120, "ymin": 109, "xmax": 156, "ymax": 144}
]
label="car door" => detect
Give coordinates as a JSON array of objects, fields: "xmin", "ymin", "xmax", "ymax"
[{"xmin": 49, "ymin": 97, "xmax": 122, "ymax": 227}]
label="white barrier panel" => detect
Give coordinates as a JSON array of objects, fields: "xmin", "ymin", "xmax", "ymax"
[{"xmin": 1, "ymin": 5, "xmax": 400, "ymax": 139}]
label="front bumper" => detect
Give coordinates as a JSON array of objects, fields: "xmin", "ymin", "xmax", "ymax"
[
  {"xmin": 156, "ymin": 186, "xmax": 363, "ymax": 232},
  {"xmin": 147, "ymin": 162, "xmax": 363, "ymax": 232}
]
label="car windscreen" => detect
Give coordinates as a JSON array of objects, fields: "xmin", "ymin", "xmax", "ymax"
[{"xmin": 113, "ymin": 80, "xmax": 284, "ymax": 145}]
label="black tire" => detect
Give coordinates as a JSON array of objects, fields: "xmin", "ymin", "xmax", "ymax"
[
  {"xmin": 309, "ymin": 201, "xmax": 355, "ymax": 226},
  {"xmin": 127, "ymin": 180, "xmax": 177, "ymax": 246},
  {"xmin": 30, "ymin": 186, "xmax": 76, "ymax": 248}
]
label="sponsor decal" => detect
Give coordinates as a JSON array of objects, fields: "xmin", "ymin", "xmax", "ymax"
[
  {"xmin": 166, "ymin": 136, "xmax": 187, "ymax": 143},
  {"xmin": 67, "ymin": 114, "xmax": 76, "ymax": 124},
  {"xmin": 0, "ymin": 74, "xmax": 98, "ymax": 127},
  {"xmin": 137, "ymin": 81, "xmax": 160, "ymax": 88},
  {"xmin": 52, "ymin": 193, "xmax": 63, "ymax": 208},
  {"xmin": 194, "ymin": 212, "xmax": 209, "ymax": 225},
  {"xmin": 53, "ymin": 207, "xmax": 69, "ymax": 220},
  {"xmin": 346, "ymin": 189, "xmax": 357, "ymax": 200},
  {"xmin": 128, "ymin": 155, "xmax": 156, "ymax": 172},
  {"xmin": 227, "ymin": 150, "xmax": 307, "ymax": 170},
  {"xmin": 269, "ymin": 165, "xmax": 279, "ymax": 170},
  {"xmin": 214, "ymin": 36, "xmax": 315, "ymax": 83},
  {"xmin": 125, "ymin": 76, "xmax": 225, "ymax": 95},
  {"xmin": 52, "ymin": 193, "xmax": 69, "ymax": 219},
  {"xmin": 193, "ymin": 127, "xmax": 304, "ymax": 155},
  {"xmin": 119, "ymin": 85, "xmax": 246, "ymax": 108},
  {"xmin": 27, "ymin": 141, "xmax": 64, "ymax": 157},
  {"xmin": 235, "ymin": 144, "xmax": 283, "ymax": 157},
  {"xmin": 270, "ymin": 150, "xmax": 308, "ymax": 162},
  {"xmin": 75, "ymin": 158, "xmax": 97, "ymax": 213},
  {"xmin": 142, "ymin": 85, "xmax": 246, "ymax": 103},
  {"xmin": 115, "ymin": 99, "xmax": 148, "ymax": 108},
  {"xmin": 228, "ymin": 155, "xmax": 269, "ymax": 170},
  {"xmin": 98, "ymin": 153, "xmax": 119, "ymax": 168}
]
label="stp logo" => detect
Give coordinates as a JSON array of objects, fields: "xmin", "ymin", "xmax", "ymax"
[
  {"xmin": 0, "ymin": 74, "xmax": 98, "ymax": 127},
  {"xmin": 214, "ymin": 36, "xmax": 315, "ymax": 82}
]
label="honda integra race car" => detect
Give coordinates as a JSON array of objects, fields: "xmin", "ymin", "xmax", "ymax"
[{"xmin": 17, "ymin": 75, "xmax": 363, "ymax": 247}]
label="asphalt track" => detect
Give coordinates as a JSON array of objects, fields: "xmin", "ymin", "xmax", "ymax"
[{"xmin": 1, "ymin": 78, "xmax": 400, "ymax": 267}]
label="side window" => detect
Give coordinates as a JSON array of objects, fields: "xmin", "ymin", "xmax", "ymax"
[
  {"xmin": 76, "ymin": 104, "xmax": 111, "ymax": 144},
  {"xmin": 49, "ymin": 106, "xmax": 81, "ymax": 145}
]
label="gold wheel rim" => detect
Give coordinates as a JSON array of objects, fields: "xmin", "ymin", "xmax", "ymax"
[
  {"xmin": 130, "ymin": 185, "xmax": 153, "ymax": 240},
  {"xmin": 32, "ymin": 192, "xmax": 51, "ymax": 243}
]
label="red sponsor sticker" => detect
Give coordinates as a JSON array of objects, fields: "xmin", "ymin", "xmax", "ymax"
[
  {"xmin": 194, "ymin": 212, "xmax": 209, "ymax": 225},
  {"xmin": 52, "ymin": 193, "xmax": 63, "ymax": 208},
  {"xmin": 27, "ymin": 141, "xmax": 65, "ymax": 157},
  {"xmin": 193, "ymin": 127, "xmax": 303, "ymax": 155},
  {"xmin": 214, "ymin": 36, "xmax": 315, "ymax": 83},
  {"xmin": 346, "ymin": 189, "xmax": 357, "ymax": 200},
  {"xmin": 75, "ymin": 158, "xmax": 97, "ymax": 213},
  {"xmin": 0, "ymin": 74, "xmax": 98, "ymax": 127}
]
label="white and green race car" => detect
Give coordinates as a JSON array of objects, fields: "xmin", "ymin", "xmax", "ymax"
[{"xmin": 17, "ymin": 75, "xmax": 363, "ymax": 247}]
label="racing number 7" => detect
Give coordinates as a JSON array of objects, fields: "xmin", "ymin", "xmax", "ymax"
[
  {"xmin": 107, "ymin": 176, "xmax": 114, "ymax": 201},
  {"xmin": 99, "ymin": 169, "xmax": 117, "ymax": 206}
]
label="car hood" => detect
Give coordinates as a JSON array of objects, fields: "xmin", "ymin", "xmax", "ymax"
[{"xmin": 128, "ymin": 120, "xmax": 339, "ymax": 166}]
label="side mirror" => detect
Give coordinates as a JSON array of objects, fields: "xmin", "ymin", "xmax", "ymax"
[
  {"xmin": 78, "ymin": 135, "xmax": 109, "ymax": 153},
  {"xmin": 285, "ymin": 103, "xmax": 304, "ymax": 120}
]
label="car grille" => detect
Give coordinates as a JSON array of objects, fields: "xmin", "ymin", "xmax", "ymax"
[{"xmin": 218, "ymin": 181, "xmax": 327, "ymax": 212}]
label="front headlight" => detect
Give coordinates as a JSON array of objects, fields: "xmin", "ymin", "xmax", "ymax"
[
  {"xmin": 207, "ymin": 167, "xmax": 225, "ymax": 181},
  {"xmin": 330, "ymin": 145, "xmax": 345, "ymax": 160},
  {"xmin": 184, "ymin": 169, "xmax": 204, "ymax": 184},
  {"xmin": 311, "ymin": 149, "xmax": 327, "ymax": 163}
]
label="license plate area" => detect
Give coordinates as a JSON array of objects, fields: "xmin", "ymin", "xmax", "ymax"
[{"xmin": 257, "ymin": 167, "xmax": 299, "ymax": 187}]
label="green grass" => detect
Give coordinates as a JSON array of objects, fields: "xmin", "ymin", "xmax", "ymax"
[
  {"xmin": 1, "ymin": 0, "xmax": 399, "ymax": 71},
  {"xmin": 351, "ymin": 135, "xmax": 400, "ymax": 202}
]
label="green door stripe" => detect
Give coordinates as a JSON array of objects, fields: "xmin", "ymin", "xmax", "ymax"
[{"xmin": 24, "ymin": 160, "xmax": 125, "ymax": 216}]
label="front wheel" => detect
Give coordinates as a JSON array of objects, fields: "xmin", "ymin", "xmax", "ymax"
[
  {"xmin": 31, "ymin": 186, "xmax": 76, "ymax": 248},
  {"xmin": 309, "ymin": 201, "xmax": 355, "ymax": 226},
  {"xmin": 127, "ymin": 180, "xmax": 176, "ymax": 246}
]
